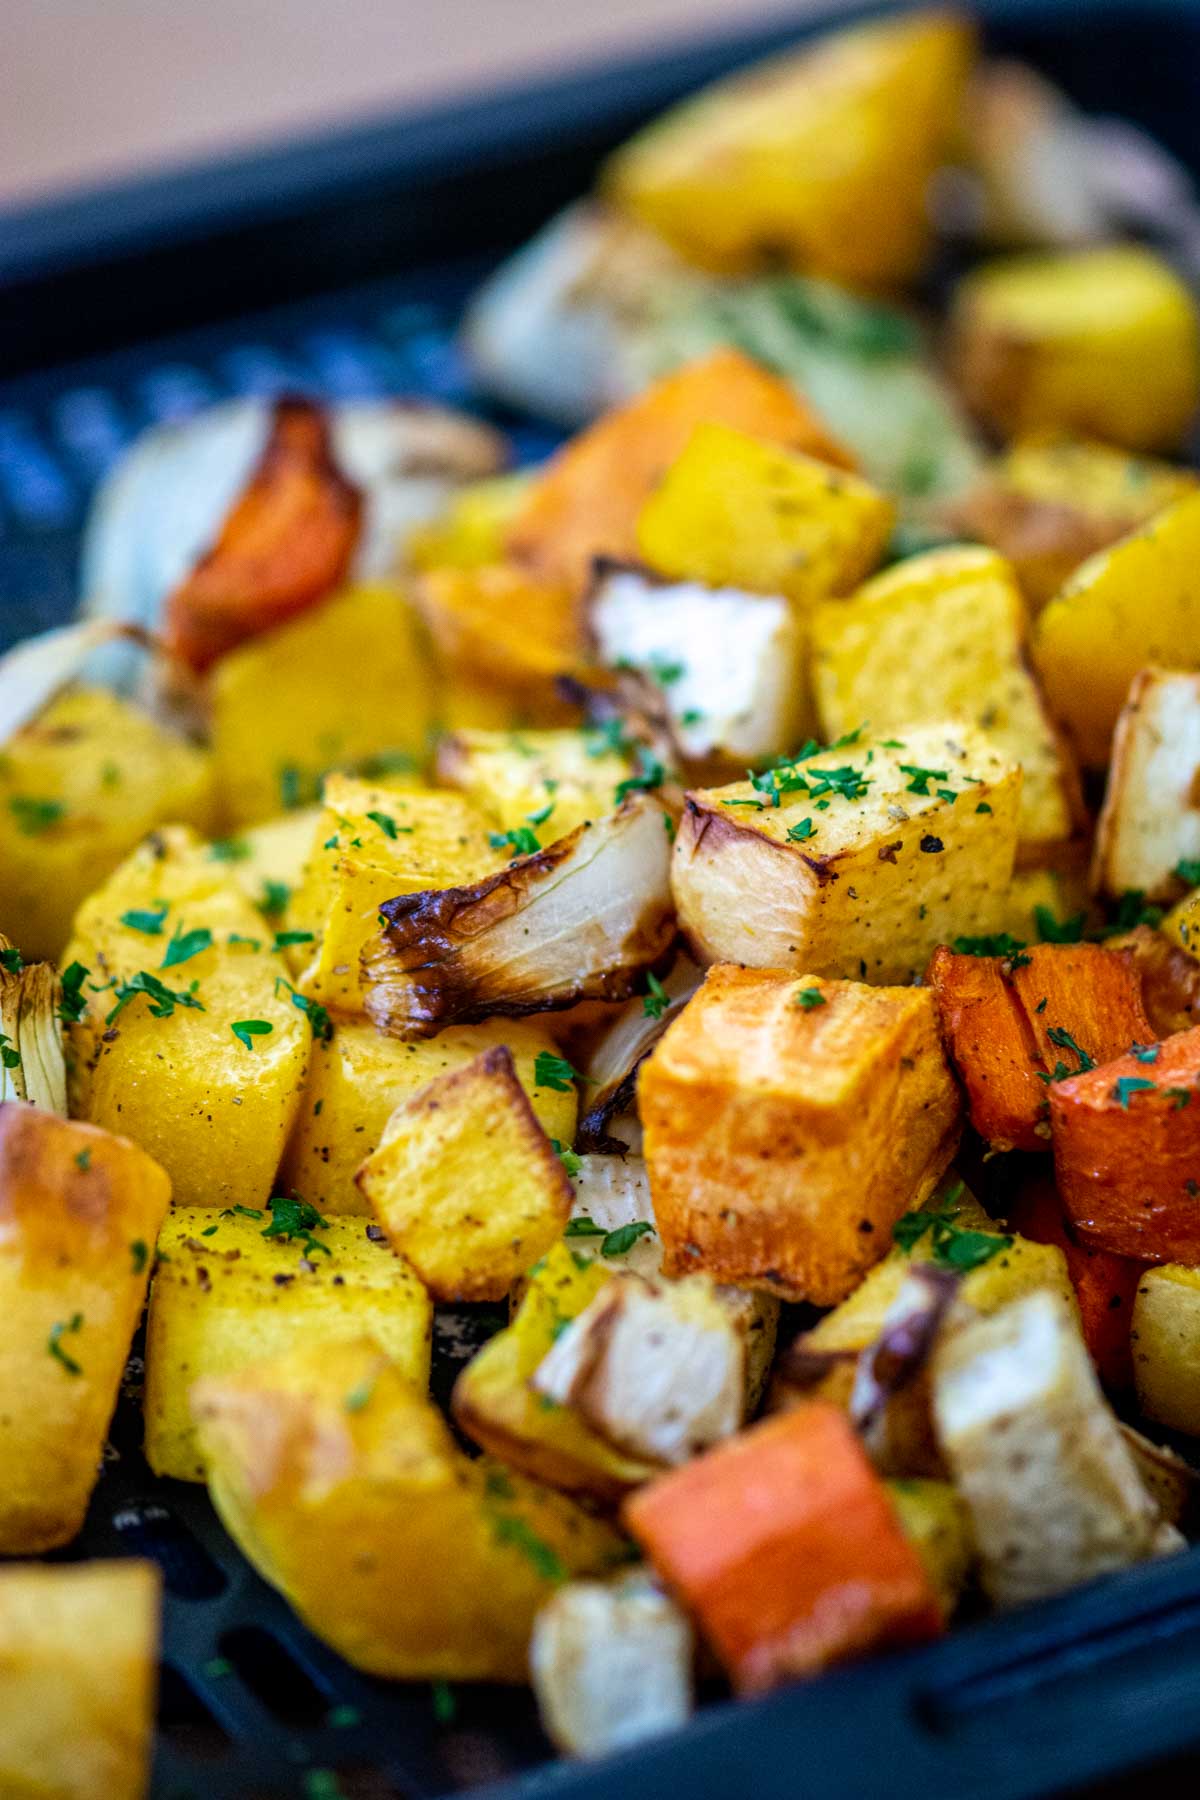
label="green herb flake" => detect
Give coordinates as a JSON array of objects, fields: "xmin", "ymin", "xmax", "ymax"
[
  {"xmin": 795, "ymin": 987, "xmax": 826, "ymax": 1009},
  {"xmin": 1045, "ymin": 1026, "xmax": 1095, "ymax": 1074},
  {"xmin": 1175, "ymin": 859, "xmax": 1200, "ymax": 887},
  {"xmin": 259, "ymin": 879, "xmax": 291, "ymax": 917},
  {"xmin": 1112, "ymin": 1076, "xmax": 1157, "ymax": 1109},
  {"xmin": 892, "ymin": 1209, "xmax": 1012, "ymax": 1272},
  {"xmin": 161, "ymin": 926, "xmax": 213, "ymax": 970},
  {"xmin": 642, "ymin": 972, "xmax": 669, "ymax": 1021},
  {"xmin": 0, "ymin": 946, "xmax": 23, "ymax": 974},
  {"xmin": 130, "ymin": 1239, "xmax": 148, "ymax": 1275},
  {"xmin": 366, "ymin": 809, "xmax": 399, "ymax": 840},
  {"xmin": 57, "ymin": 961, "xmax": 90, "ymax": 1025},
  {"xmin": 488, "ymin": 1510, "xmax": 566, "ymax": 1583},
  {"xmin": 550, "ymin": 1139, "xmax": 583, "ymax": 1178},
  {"xmin": 344, "ymin": 1376, "xmax": 377, "ymax": 1413},
  {"xmin": 74, "ymin": 1148, "xmax": 91, "ymax": 1172},
  {"xmin": 602, "ymin": 1221, "xmax": 655, "ymax": 1257},
  {"xmin": 1035, "ymin": 906, "xmax": 1085, "ymax": 944},
  {"xmin": 534, "ymin": 1051, "xmax": 581, "ymax": 1093},
  {"xmin": 614, "ymin": 746, "xmax": 667, "ymax": 806},
  {"xmin": 898, "ymin": 764, "xmax": 949, "ymax": 797},
  {"xmin": 48, "ymin": 1313, "xmax": 84, "ymax": 1375},
  {"xmin": 209, "ymin": 837, "xmax": 250, "ymax": 862},
  {"xmin": 231, "ymin": 1019, "xmax": 273, "ymax": 1051},
  {"xmin": 525, "ymin": 801, "xmax": 555, "ymax": 828},
  {"xmin": 0, "ymin": 1034, "xmax": 19, "ymax": 1071},
  {"xmin": 489, "ymin": 827, "xmax": 540, "ymax": 857},
  {"xmin": 950, "ymin": 932, "xmax": 1027, "ymax": 959},
  {"xmin": 786, "ymin": 818, "xmax": 816, "ymax": 843},
  {"xmin": 273, "ymin": 930, "xmax": 315, "ymax": 951},
  {"xmin": 120, "ymin": 906, "xmax": 168, "ymax": 936},
  {"xmin": 262, "ymin": 1193, "xmax": 331, "ymax": 1258},
  {"xmin": 8, "ymin": 795, "xmax": 65, "ymax": 836},
  {"xmin": 975, "ymin": 802, "xmax": 993, "ymax": 815},
  {"xmin": 107, "ymin": 971, "xmax": 205, "ymax": 1026},
  {"xmin": 563, "ymin": 1215, "xmax": 604, "ymax": 1238},
  {"xmin": 1130, "ymin": 1043, "xmax": 1161, "ymax": 1064}
]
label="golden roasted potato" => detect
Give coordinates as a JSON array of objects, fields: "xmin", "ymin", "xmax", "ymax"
[
  {"xmin": 1092, "ymin": 668, "xmax": 1200, "ymax": 902},
  {"xmin": 885, "ymin": 1479, "xmax": 976, "ymax": 1619},
  {"xmin": 208, "ymin": 582, "xmax": 436, "ymax": 828},
  {"xmin": 356, "ymin": 1045, "xmax": 573, "ymax": 1300},
  {"xmin": 65, "ymin": 826, "xmax": 310, "ymax": 1211},
  {"xmin": 286, "ymin": 774, "xmax": 501, "ymax": 1014},
  {"xmin": 405, "ymin": 471, "xmax": 536, "ymax": 571},
  {"xmin": 812, "ymin": 547, "xmax": 1083, "ymax": 866},
  {"xmin": 0, "ymin": 1104, "xmax": 170, "ymax": 1551},
  {"xmin": 0, "ymin": 1559, "xmax": 160, "ymax": 1800},
  {"xmin": 217, "ymin": 805, "xmax": 323, "ymax": 922},
  {"xmin": 193, "ymin": 1335, "xmax": 630, "ymax": 1680},
  {"xmin": 671, "ymin": 723, "xmax": 1021, "ymax": 981},
  {"xmin": 603, "ymin": 10, "xmax": 974, "ymax": 286},
  {"xmin": 635, "ymin": 422, "xmax": 894, "ymax": 607},
  {"xmin": 281, "ymin": 1013, "xmax": 578, "ymax": 1213},
  {"xmin": 1131, "ymin": 1264, "xmax": 1200, "ymax": 1436},
  {"xmin": 949, "ymin": 245, "xmax": 1200, "ymax": 452},
  {"xmin": 144, "ymin": 1203, "xmax": 432, "ymax": 1480},
  {"xmin": 416, "ymin": 563, "xmax": 585, "ymax": 727},
  {"xmin": 435, "ymin": 726, "xmax": 632, "ymax": 839},
  {"xmin": 0, "ymin": 686, "xmax": 213, "ymax": 961},
  {"xmin": 995, "ymin": 862, "xmax": 1091, "ymax": 943},
  {"xmin": 1033, "ymin": 491, "xmax": 1200, "ymax": 766},
  {"xmin": 639, "ymin": 966, "xmax": 961, "ymax": 1305}
]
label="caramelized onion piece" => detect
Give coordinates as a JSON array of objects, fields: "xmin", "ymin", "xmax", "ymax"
[
  {"xmin": 0, "ymin": 939, "xmax": 67, "ymax": 1116},
  {"xmin": 577, "ymin": 954, "xmax": 701, "ymax": 1154}
]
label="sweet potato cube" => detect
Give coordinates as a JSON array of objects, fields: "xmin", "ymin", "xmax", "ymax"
[
  {"xmin": 1093, "ymin": 669, "xmax": 1200, "ymax": 901},
  {"xmin": 0, "ymin": 1560, "xmax": 160, "ymax": 1800},
  {"xmin": 1131, "ymin": 1263, "xmax": 1200, "ymax": 1435},
  {"xmin": 812, "ymin": 546, "xmax": 1084, "ymax": 865},
  {"xmin": 927, "ymin": 941, "xmax": 1153, "ymax": 1152},
  {"xmin": 143, "ymin": 1204, "xmax": 433, "ymax": 1481},
  {"xmin": 507, "ymin": 348, "xmax": 852, "ymax": 594},
  {"xmin": 416, "ymin": 562, "xmax": 585, "ymax": 722},
  {"xmin": 624, "ymin": 1402, "xmax": 942, "ymax": 1694},
  {"xmin": 639, "ymin": 966, "xmax": 961, "ymax": 1305},
  {"xmin": 1050, "ymin": 1025, "xmax": 1200, "ymax": 1261},
  {"xmin": 0, "ymin": 1104, "xmax": 170, "ymax": 1551},
  {"xmin": 635, "ymin": 422, "xmax": 893, "ymax": 607},
  {"xmin": 356, "ymin": 1045, "xmax": 573, "ymax": 1300},
  {"xmin": 672, "ymin": 723, "xmax": 1021, "ymax": 983}
]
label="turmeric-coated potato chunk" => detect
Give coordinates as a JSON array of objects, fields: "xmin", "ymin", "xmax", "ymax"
[
  {"xmin": 144, "ymin": 1203, "xmax": 432, "ymax": 1480},
  {"xmin": 812, "ymin": 547, "xmax": 1083, "ymax": 865},
  {"xmin": 356, "ymin": 1045, "xmax": 574, "ymax": 1300},
  {"xmin": 0, "ymin": 1104, "xmax": 170, "ymax": 1551},
  {"xmin": 636, "ymin": 422, "xmax": 894, "ymax": 607},
  {"xmin": 950, "ymin": 245, "xmax": 1200, "ymax": 453},
  {"xmin": 64, "ymin": 826, "xmax": 310, "ymax": 1212},
  {"xmin": 639, "ymin": 965, "xmax": 961, "ymax": 1304},
  {"xmin": 193, "ymin": 1337, "xmax": 630, "ymax": 1680},
  {"xmin": 0, "ymin": 1559, "xmax": 160, "ymax": 1800},
  {"xmin": 435, "ymin": 727, "xmax": 633, "ymax": 840},
  {"xmin": 1092, "ymin": 668, "xmax": 1200, "ymax": 902},
  {"xmin": 671, "ymin": 723, "xmax": 1021, "ymax": 983}
]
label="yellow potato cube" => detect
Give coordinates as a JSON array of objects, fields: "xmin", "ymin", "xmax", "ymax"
[
  {"xmin": 886, "ymin": 1479, "xmax": 976, "ymax": 1619},
  {"xmin": 144, "ymin": 1203, "xmax": 432, "ymax": 1480},
  {"xmin": 281, "ymin": 1014, "xmax": 577, "ymax": 1213},
  {"xmin": 65, "ymin": 826, "xmax": 311, "ymax": 1211},
  {"xmin": 950, "ymin": 245, "xmax": 1200, "ymax": 452},
  {"xmin": 193, "ymin": 1336, "xmax": 629, "ymax": 1681},
  {"xmin": 1131, "ymin": 1263, "xmax": 1200, "ymax": 1436},
  {"xmin": 436, "ymin": 727, "xmax": 632, "ymax": 839},
  {"xmin": 0, "ymin": 1560, "xmax": 160, "ymax": 1800},
  {"xmin": 812, "ymin": 546, "xmax": 1083, "ymax": 865},
  {"xmin": 1033, "ymin": 491, "xmax": 1200, "ymax": 766},
  {"xmin": 0, "ymin": 686, "xmax": 213, "ymax": 961},
  {"xmin": 287, "ymin": 774, "xmax": 501, "ymax": 1014},
  {"xmin": 356, "ymin": 1045, "xmax": 573, "ymax": 1300},
  {"xmin": 636, "ymin": 421, "xmax": 894, "ymax": 606},
  {"xmin": 209, "ymin": 583, "xmax": 436, "ymax": 828},
  {"xmin": 1164, "ymin": 887, "xmax": 1200, "ymax": 958},
  {"xmin": 0, "ymin": 1104, "xmax": 170, "ymax": 1552},
  {"xmin": 406, "ymin": 471, "xmax": 536, "ymax": 571},
  {"xmin": 217, "ymin": 807, "xmax": 323, "ymax": 923}
]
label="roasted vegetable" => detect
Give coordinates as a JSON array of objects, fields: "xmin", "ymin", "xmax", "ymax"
[
  {"xmin": 1092, "ymin": 668, "xmax": 1200, "ymax": 902},
  {"xmin": 640, "ymin": 966, "xmax": 960, "ymax": 1305},
  {"xmin": 1132, "ymin": 1264, "xmax": 1200, "ymax": 1436},
  {"xmin": 1108, "ymin": 923, "xmax": 1200, "ymax": 1039},
  {"xmin": 194, "ymin": 1336, "xmax": 630, "ymax": 1680},
  {"xmin": 949, "ymin": 245, "xmax": 1200, "ymax": 453},
  {"xmin": 416, "ymin": 562, "xmax": 585, "ymax": 727},
  {"xmin": 672, "ymin": 723, "xmax": 1021, "ymax": 982},
  {"xmin": 577, "ymin": 957, "xmax": 701, "ymax": 1153},
  {"xmin": 885, "ymin": 1478, "xmax": 976, "ymax": 1620},
  {"xmin": 624, "ymin": 1402, "xmax": 943, "ymax": 1694},
  {"xmin": 0, "ymin": 1104, "xmax": 169, "ymax": 1551},
  {"xmin": 0, "ymin": 938, "xmax": 67, "ymax": 1116},
  {"xmin": 435, "ymin": 726, "xmax": 634, "ymax": 839},
  {"xmin": 144, "ymin": 1204, "xmax": 432, "ymax": 1481}
]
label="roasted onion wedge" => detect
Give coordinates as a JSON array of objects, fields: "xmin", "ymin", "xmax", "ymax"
[
  {"xmin": 0, "ymin": 939, "xmax": 67, "ymax": 1117},
  {"xmin": 363, "ymin": 796, "xmax": 676, "ymax": 1038},
  {"xmin": 577, "ymin": 954, "xmax": 701, "ymax": 1154}
]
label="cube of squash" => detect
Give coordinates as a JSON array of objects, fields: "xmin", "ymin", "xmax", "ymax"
[
  {"xmin": 416, "ymin": 563, "xmax": 584, "ymax": 724},
  {"xmin": 0, "ymin": 1560, "xmax": 160, "ymax": 1800},
  {"xmin": 0, "ymin": 686, "xmax": 213, "ymax": 960},
  {"xmin": 1050, "ymin": 1026, "xmax": 1200, "ymax": 1262},
  {"xmin": 672, "ymin": 724, "xmax": 1021, "ymax": 982},
  {"xmin": 946, "ymin": 433, "xmax": 1197, "ymax": 610},
  {"xmin": 640, "ymin": 966, "xmax": 961, "ymax": 1305},
  {"xmin": 193, "ymin": 1336, "xmax": 629, "ymax": 1680},
  {"xmin": 588, "ymin": 563, "xmax": 810, "ymax": 763},
  {"xmin": 0, "ymin": 1104, "xmax": 170, "ymax": 1551},
  {"xmin": 209, "ymin": 582, "xmax": 436, "ymax": 828},
  {"xmin": 281, "ymin": 1014, "xmax": 578, "ymax": 1213},
  {"xmin": 603, "ymin": 11, "xmax": 973, "ymax": 286},
  {"xmin": 356, "ymin": 1046, "xmax": 573, "ymax": 1300},
  {"xmin": 812, "ymin": 546, "xmax": 1083, "ymax": 865},
  {"xmin": 1131, "ymin": 1264, "xmax": 1200, "ymax": 1435},
  {"xmin": 932, "ymin": 1289, "xmax": 1165, "ymax": 1607},
  {"xmin": 1033, "ymin": 491, "xmax": 1200, "ymax": 767},
  {"xmin": 950, "ymin": 245, "xmax": 1200, "ymax": 453},
  {"xmin": 636, "ymin": 422, "xmax": 893, "ymax": 607},
  {"xmin": 144, "ymin": 1203, "xmax": 432, "ymax": 1480},
  {"xmin": 65, "ymin": 826, "xmax": 311, "ymax": 1212},
  {"xmin": 1093, "ymin": 669, "xmax": 1200, "ymax": 902},
  {"xmin": 435, "ymin": 726, "xmax": 632, "ymax": 840},
  {"xmin": 287, "ymin": 775, "xmax": 501, "ymax": 1014},
  {"xmin": 507, "ymin": 348, "xmax": 852, "ymax": 594}
]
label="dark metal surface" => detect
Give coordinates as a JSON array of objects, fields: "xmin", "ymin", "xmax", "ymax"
[{"xmin": 5, "ymin": 3, "xmax": 1200, "ymax": 1796}]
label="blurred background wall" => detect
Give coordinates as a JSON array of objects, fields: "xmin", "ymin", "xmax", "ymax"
[{"xmin": 1, "ymin": 0, "xmax": 824, "ymax": 205}]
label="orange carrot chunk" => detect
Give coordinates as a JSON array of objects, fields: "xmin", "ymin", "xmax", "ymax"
[
  {"xmin": 623, "ymin": 1402, "xmax": 942, "ymax": 1696},
  {"xmin": 1050, "ymin": 1024, "xmax": 1200, "ymax": 1262},
  {"xmin": 163, "ymin": 397, "xmax": 362, "ymax": 671}
]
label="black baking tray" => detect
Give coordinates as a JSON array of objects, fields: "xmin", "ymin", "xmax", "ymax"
[{"xmin": 6, "ymin": 3, "xmax": 1200, "ymax": 1796}]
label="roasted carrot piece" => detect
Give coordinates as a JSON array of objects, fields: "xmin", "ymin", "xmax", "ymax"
[
  {"xmin": 506, "ymin": 348, "xmax": 853, "ymax": 594},
  {"xmin": 1050, "ymin": 1025, "xmax": 1200, "ymax": 1262},
  {"xmin": 1005, "ymin": 1172, "xmax": 1146, "ymax": 1389},
  {"xmin": 623, "ymin": 1402, "xmax": 942, "ymax": 1696},
  {"xmin": 927, "ymin": 942, "xmax": 1153, "ymax": 1152},
  {"xmin": 163, "ymin": 397, "xmax": 362, "ymax": 671}
]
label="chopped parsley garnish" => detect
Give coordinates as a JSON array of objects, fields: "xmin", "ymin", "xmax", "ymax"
[
  {"xmin": 586, "ymin": 718, "xmax": 631, "ymax": 758},
  {"xmin": 343, "ymin": 1375, "xmax": 377, "ymax": 1413},
  {"xmin": 57, "ymin": 961, "xmax": 90, "ymax": 1025},
  {"xmin": 161, "ymin": 926, "xmax": 213, "ymax": 969},
  {"xmin": 489, "ymin": 827, "xmax": 541, "ymax": 857},
  {"xmin": 614, "ymin": 746, "xmax": 666, "ymax": 805},
  {"xmin": 1045, "ymin": 1027, "xmax": 1095, "ymax": 1074},
  {"xmin": 550, "ymin": 1139, "xmax": 583, "ymax": 1178},
  {"xmin": 8, "ymin": 795, "xmax": 65, "ymax": 835},
  {"xmin": 275, "ymin": 977, "xmax": 332, "ymax": 1040},
  {"xmin": 1165, "ymin": 1086, "xmax": 1194, "ymax": 1110},
  {"xmin": 209, "ymin": 837, "xmax": 250, "ymax": 862},
  {"xmin": 130, "ymin": 1239, "xmax": 148, "ymax": 1275},
  {"xmin": 662, "ymin": 812, "xmax": 677, "ymax": 842},
  {"xmin": 795, "ymin": 987, "xmax": 826, "ymax": 1009},
  {"xmin": 0, "ymin": 946, "xmax": 23, "ymax": 974},
  {"xmin": 1035, "ymin": 905, "xmax": 1085, "ymax": 944},
  {"xmin": 951, "ymin": 932, "xmax": 1028, "ymax": 959},
  {"xmin": 1096, "ymin": 890, "xmax": 1164, "ymax": 936},
  {"xmin": 525, "ymin": 801, "xmax": 555, "ymax": 828},
  {"xmin": 642, "ymin": 973, "xmax": 669, "ymax": 1020},
  {"xmin": 120, "ymin": 906, "xmax": 167, "ymax": 936},
  {"xmin": 601, "ymin": 1221, "xmax": 655, "ymax": 1257},
  {"xmin": 273, "ymin": 929, "xmax": 314, "ymax": 951},
  {"xmin": 1130, "ymin": 1043, "xmax": 1160, "ymax": 1064},
  {"xmin": 231, "ymin": 1019, "xmax": 273, "ymax": 1051},
  {"xmin": 1112, "ymin": 1076, "xmax": 1157, "ymax": 1109},
  {"xmin": 366, "ymin": 809, "xmax": 400, "ymax": 839},
  {"xmin": 1175, "ymin": 859, "xmax": 1200, "ymax": 887},
  {"xmin": 488, "ymin": 1510, "xmax": 566, "ymax": 1583},
  {"xmin": 564, "ymin": 1216, "xmax": 603, "ymax": 1237},
  {"xmin": 48, "ymin": 1313, "xmax": 83, "ymax": 1374},
  {"xmin": 650, "ymin": 657, "xmax": 685, "ymax": 686},
  {"xmin": 975, "ymin": 802, "xmax": 993, "ymax": 814},
  {"xmin": 535, "ymin": 1051, "xmax": 581, "ymax": 1093},
  {"xmin": 107, "ymin": 971, "xmax": 205, "ymax": 1025},
  {"xmin": 0, "ymin": 1034, "xmax": 19, "ymax": 1071},
  {"xmin": 262, "ymin": 1194, "xmax": 331, "ymax": 1257},
  {"xmin": 74, "ymin": 1148, "xmax": 91, "ymax": 1172},
  {"xmin": 227, "ymin": 933, "xmax": 261, "ymax": 951},
  {"xmin": 899, "ymin": 764, "xmax": 948, "ymax": 796},
  {"xmin": 786, "ymin": 818, "xmax": 816, "ymax": 842},
  {"xmin": 259, "ymin": 879, "xmax": 290, "ymax": 917},
  {"xmin": 893, "ymin": 1207, "xmax": 1012, "ymax": 1271}
]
